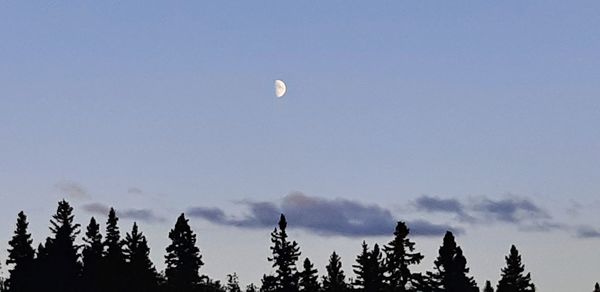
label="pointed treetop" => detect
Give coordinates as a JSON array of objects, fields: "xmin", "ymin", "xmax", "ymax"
[{"xmin": 279, "ymin": 214, "xmax": 287, "ymax": 231}]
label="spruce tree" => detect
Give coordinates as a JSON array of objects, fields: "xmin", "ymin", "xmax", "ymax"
[
  {"xmin": 496, "ymin": 245, "xmax": 535, "ymax": 292},
  {"xmin": 426, "ymin": 231, "xmax": 477, "ymax": 292},
  {"xmin": 6, "ymin": 211, "xmax": 35, "ymax": 292},
  {"xmin": 261, "ymin": 275, "xmax": 278, "ymax": 292},
  {"xmin": 103, "ymin": 208, "xmax": 127, "ymax": 292},
  {"xmin": 594, "ymin": 283, "xmax": 600, "ymax": 292},
  {"xmin": 42, "ymin": 200, "xmax": 82, "ymax": 292},
  {"xmin": 483, "ymin": 281, "xmax": 494, "ymax": 292},
  {"xmin": 299, "ymin": 258, "xmax": 320, "ymax": 292},
  {"xmin": 165, "ymin": 213, "xmax": 203, "ymax": 291},
  {"xmin": 323, "ymin": 252, "xmax": 347, "ymax": 292},
  {"xmin": 354, "ymin": 242, "xmax": 385, "ymax": 292},
  {"xmin": 383, "ymin": 222, "xmax": 424, "ymax": 292},
  {"xmin": 268, "ymin": 214, "xmax": 301, "ymax": 292},
  {"xmin": 226, "ymin": 273, "xmax": 242, "ymax": 292},
  {"xmin": 124, "ymin": 222, "xmax": 160, "ymax": 292},
  {"xmin": 81, "ymin": 217, "xmax": 104, "ymax": 292}
]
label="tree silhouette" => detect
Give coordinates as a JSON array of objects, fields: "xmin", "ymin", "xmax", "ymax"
[
  {"xmin": 383, "ymin": 222, "xmax": 424, "ymax": 292},
  {"xmin": 483, "ymin": 281, "xmax": 494, "ymax": 292},
  {"xmin": 165, "ymin": 213, "xmax": 203, "ymax": 291},
  {"xmin": 497, "ymin": 245, "xmax": 535, "ymax": 292},
  {"xmin": 226, "ymin": 273, "xmax": 242, "ymax": 292},
  {"xmin": 6, "ymin": 211, "xmax": 35, "ymax": 292},
  {"xmin": 594, "ymin": 283, "xmax": 600, "ymax": 292},
  {"xmin": 81, "ymin": 217, "xmax": 104, "ymax": 292},
  {"xmin": 299, "ymin": 258, "xmax": 320, "ymax": 292},
  {"xmin": 40, "ymin": 200, "xmax": 82, "ymax": 292},
  {"xmin": 103, "ymin": 208, "xmax": 127, "ymax": 292},
  {"xmin": 322, "ymin": 252, "xmax": 347, "ymax": 292},
  {"xmin": 247, "ymin": 283, "xmax": 259, "ymax": 292},
  {"xmin": 269, "ymin": 214, "xmax": 301, "ymax": 292},
  {"xmin": 261, "ymin": 275, "xmax": 278, "ymax": 292},
  {"xmin": 426, "ymin": 231, "xmax": 478, "ymax": 292},
  {"xmin": 354, "ymin": 242, "xmax": 385, "ymax": 292},
  {"xmin": 124, "ymin": 222, "xmax": 160, "ymax": 292}
]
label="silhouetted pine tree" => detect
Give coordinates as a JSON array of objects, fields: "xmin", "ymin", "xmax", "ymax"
[
  {"xmin": 426, "ymin": 231, "xmax": 477, "ymax": 292},
  {"xmin": 103, "ymin": 208, "xmax": 127, "ymax": 292},
  {"xmin": 227, "ymin": 273, "xmax": 242, "ymax": 292},
  {"xmin": 269, "ymin": 214, "xmax": 301, "ymax": 292},
  {"xmin": 6, "ymin": 211, "xmax": 35, "ymax": 292},
  {"xmin": 299, "ymin": 258, "xmax": 320, "ymax": 292},
  {"xmin": 594, "ymin": 283, "xmax": 600, "ymax": 292},
  {"xmin": 483, "ymin": 281, "xmax": 494, "ymax": 292},
  {"xmin": 165, "ymin": 213, "xmax": 203, "ymax": 291},
  {"xmin": 354, "ymin": 242, "xmax": 385, "ymax": 292},
  {"xmin": 496, "ymin": 245, "xmax": 535, "ymax": 292},
  {"xmin": 322, "ymin": 252, "xmax": 347, "ymax": 292},
  {"xmin": 247, "ymin": 283, "xmax": 259, "ymax": 292},
  {"xmin": 39, "ymin": 200, "xmax": 81, "ymax": 292},
  {"xmin": 383, "ymin": 222, "xmax": 424, "ymax": 292},
  {"xmin": 261, "ymin": 275, "xmax": 278, "ymax": 292},
  {"xmin": 124, "ymin": 222, "xmax": 160, "ymax": 292},
  {"xmin": 81, "ymin": 217, "xmax": 103, "ymax": 292}
]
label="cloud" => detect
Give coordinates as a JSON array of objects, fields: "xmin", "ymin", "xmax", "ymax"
[
  {"xmin": 55, "ymin": 180, "xmax": 89, "ymax": 199},
  {"xmin": 82, "ymin": 203, "xmax": 165, "ymax": 223},
  {"xmin": 473, "ymin": 197, "xmax": 551, "ymax": 223},
  {"xmin": 413, "ymin": 195, "xmax": 473, "ymax": 222},
  {"xmin": 188, "ymin": 193, "xmax": 458, "ymax": 237},
  {"xmin": 128, "ymin": 187, "xmax": 144, "ymax": 195},
  {"xmin": 575, "ymin": 226, "xmax": 600, "ymax": 238}
]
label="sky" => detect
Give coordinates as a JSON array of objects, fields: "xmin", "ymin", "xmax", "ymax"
[{"xmin": 1, "ymin": 1, "xmax": 599, "ymax": 291}]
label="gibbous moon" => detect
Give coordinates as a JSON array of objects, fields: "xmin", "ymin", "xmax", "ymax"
[{"xmin": 275, "ymin": 79, "xmax": 287, "ymax": 98}]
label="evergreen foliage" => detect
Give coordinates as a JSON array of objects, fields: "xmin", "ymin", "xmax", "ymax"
[
  {"xmin": 299, "ymin": 258, "xmax": 320, "ymax": 292},
  {"xmin": 81, "ymin": 217, "xmax": 104, "ymax": 292},
  {"xmin": 124, "ymin": 222, "xmax": 160, "ymax": 292},
  {"xmin": 268, "ymin": 214, "xmax": 301, "ymax": 292},
  {"xmin": 426, "ymin": 231, "xmax": 478, "ymax": 292},
  {"xmin": 483, "ymin": 280, "xmax": 494, "ymax": 292},
  {"xmin": 165, "ymin": 213, "xmax": 203, "ymax": 291},
  {"xmin": 6, "ymin": 211, "xmax": 35, "ymax": 292},
  {"xmin": 496, "ymin": 245, "xmax": 535, "ymax": 292},
  {"xmin": 322, "ymin": 252, "xmax": 347, "ymax": 292},
  {"xmin": 383, "ymin": 222, "xmax": 423, "ymax": 292}
]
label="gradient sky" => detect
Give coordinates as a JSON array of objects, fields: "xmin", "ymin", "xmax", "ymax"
[{"xmin": 1, "ymin": 1, "xmax": 600, "ymax": 291}]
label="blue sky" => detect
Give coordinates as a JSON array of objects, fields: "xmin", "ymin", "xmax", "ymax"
[{"xmin": 1, "ymin": 1, "xmax": 599, "ymax": 291}]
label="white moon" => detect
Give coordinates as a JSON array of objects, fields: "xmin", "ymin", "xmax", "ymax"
[{"xmin": 274, "ymin": 79, "xmax": 287, "ymax": 98}]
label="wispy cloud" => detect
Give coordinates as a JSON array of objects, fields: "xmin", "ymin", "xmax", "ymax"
[
  {"xmin": 413, "ymin": 195, "xmax": 474, "ymax": 222},
  {"xmin": 55, "ymin": 180, "xmax": 89, "ymax": 199},
  {"xmin": 188, "ymin": 192, "xmax": 458, "ymax": 237},
  {"xmin": 82, "ymin": 203, "xmax": 166, "ymax": 223},
  {"xmin": 128, "ymin": 187, "xmax": 144, "ymax": 195},
  {"xmin": 575, "ymin": 226, "xmax": 600, "ymax": 238}
]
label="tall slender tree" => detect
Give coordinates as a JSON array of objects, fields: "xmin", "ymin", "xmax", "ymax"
[
  {"xmin": 165, "ymin": 213, "xmax": 203, "ymax": 291},
  {"xmin": 269, "ymin": 214, "xmax": 301, "ymax": 292},
  {"xmin": 40, "ymin": 200, "xmax": 81, "ymax": 292},
  {"xmin": 594, "ymin": 283, "xmax": 600, "ymax": 292},
  {"xmin": 496, "ymin": 245, "xmax": 535, "ymax": 292},
  {"xmin": 354, "ymin": 242, "xmax": 385, "ymax": 292},
  {"xmin": 81, "ymin": 217, "xmax": 103, "ymax": 292},
  {"xmin": 383, "ymin": 222, "xmax": 424, "ymax": 292},
  {"xmin": 299, "ymin": 258, "xmax": 320, "ymax": 292},
  {"xmin": 322, "ymin": 252, "xmax": 347, "ymax": 292},
  {"xmin": 103, "ymin": 208, "xmax": 126, "ymax": 292},
  {"xmin": 6, "ymin": 211, "xmax": 35, "ymax": 292},
  {"xmin": 124, "ymin": 222, "xmax": 160, "ymax": 292},
  {"xmin": 426, "ymin": 231, "xmax": 478, "ymax": 292}
]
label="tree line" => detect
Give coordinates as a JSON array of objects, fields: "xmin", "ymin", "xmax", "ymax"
[{"xmin": 0, "ymin": 200, "xmax": 595, "ymax": 292}]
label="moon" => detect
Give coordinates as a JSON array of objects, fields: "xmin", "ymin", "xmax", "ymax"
[{"xmin": 274, "ymin": 79, "xmax": 287, "ymax": 98}]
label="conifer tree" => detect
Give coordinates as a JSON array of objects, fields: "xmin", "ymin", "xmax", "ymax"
[
  {"xmin": 354, "ymin": 242, "xmax": 385, "ymax": 292},
  {"xmin": 81, "ymin": 217, "xmax": 103, "ymax": 292},
  {"xmin": 323, "ymin": 252, "xmax": 347, "ymax": 292},
  {"xmin": 383, "ymin": 222, "xmax": 424, "ymax": 292},
  {"xmin": 594, "ymin": 283, "xmax": 600, "ymax": 292},
  {"xmin": 124, "ymin": 222, "xmax": 160, "ymax": 292},
  {"xmin": 426, "ymin": 231, "xmax": 477, "ymax": 292},
  {"xmin": 103, "ymin": 208, "xmax": 127, "ymax": 292},
  {"xmin": 227, "ymin": 273, "xmax": 242, "ymax": 292},
  {"xmin": 269, "ymin": 214, "xmax": 301, "ymax": 292},
  {"xmin": 483, "ymin": 281, "xmax": 494, "ymax": 292},
  {"xmin": 496, "ymin": 245, "xmax": 535, "ymax": 292},
  {"xmin": 247, "ymin": 283, "xmax": 259, "ymax": 292},
  {"xmin": 261, "ymin": 275, "xmax": 278, "ymax": 292},
  {"xmin": 42, "ymin": 200, "xmax": 82, "ymax": 292},
  {"xmin": 6, "ymin": 211, "xmax": 35, "ymax": 292},
  {"xmin": 165, "ymin": 213, "xmax": 203, "ymax": 291},
  {"xmin": 299, "ymin": 258, "xmax": 320, "ymax": 292}
]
